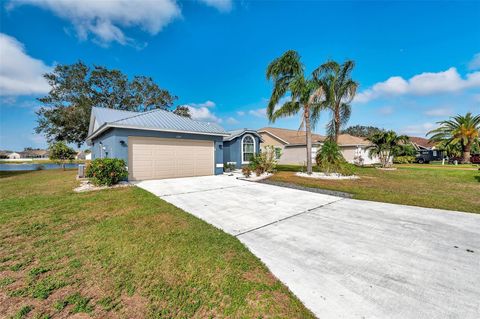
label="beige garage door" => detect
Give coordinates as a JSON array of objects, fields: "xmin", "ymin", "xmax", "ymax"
[{"xmin": 128, "ymin": 137, "xmax": 214, "ymax": 181}]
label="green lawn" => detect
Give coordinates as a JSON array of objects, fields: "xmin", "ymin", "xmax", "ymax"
[
  {"xmin": 0, "ymin": 170, "xmax": 313, "ymax": 318},
  {"xmin": 271, "ymin": 164, "xmax": 480, "ymax": 213}
]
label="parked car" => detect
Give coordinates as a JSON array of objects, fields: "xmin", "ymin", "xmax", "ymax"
[{"xmin": 415, "ymin": 150, "xmax": 444, "ymax": 164}]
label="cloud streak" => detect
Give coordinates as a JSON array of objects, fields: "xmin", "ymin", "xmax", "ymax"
[
  {"xmin": 355, "ymin": 67, "xmax": 480, "ymax": 103},
  {"xmin": 7, "ymin": 0, "xmax": 232, "ymax": 46}
]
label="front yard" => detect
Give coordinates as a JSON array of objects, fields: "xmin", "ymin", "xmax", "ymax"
[
  {"xmin": 0, "ymin": 170, "xmax": 313, "ymax": 318},
  {"xmin": 271, "ymin": 164, "xmax": 480, "ymax": 213}
]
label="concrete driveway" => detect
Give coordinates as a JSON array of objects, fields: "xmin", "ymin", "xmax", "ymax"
[{"xmin": 137, "ymin": 175, "xmax": 480, "ymax": 318}]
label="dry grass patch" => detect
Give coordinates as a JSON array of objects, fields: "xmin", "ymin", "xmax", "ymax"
[{"xmin": 0, "ymin": 170, "xmax": 313, "ymax": 318}]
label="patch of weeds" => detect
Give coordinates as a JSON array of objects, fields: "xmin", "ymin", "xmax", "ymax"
[
  {"xmin": 0, "ymin": 255, "xmax": 14, "ymax": 263},
  {"xmin": 33, "ymin": 237, "xmax": 54, "ymax": 248},
  {"xmin": 29, "ymin": 266, "xmax": 51, "ymax": 279},
  {"xmin": 65, "ymin": 293, "xmax": 93, "ymax": 313},
  {"xmin": 17, "ymin": 222, "xmax": 48, "ymax": 236},
  {"xmin": 69, "ymin": 259, "xmax": 82, "ymax": 269},
  {"xmin": 98, "ymin": 296, "xmax": 118, "ymax": 311},
  {"xmin": 8, "ymin": 287, "xmax": 29, "ymax": 298},
  {"xmin": 10, "ymin": 305, "xmax": 32, "ymax": 319},
  {"xmin": 53, "ymin": 299, "xmax": 68, "ymax": 311},
  {"xmin": 34, "ymin": 314, "xmax": 51, "ymax": 319},
  {"xmin": 31, "ymin": 276, "xmax": 65, "ymax": 299},
  {"xmin": 9, "ymin": 257, "xmax": 33, "ymax": 271},
  {"xmin": 0, "ymin": 277, "xmax": 15, "ymax": 287}
]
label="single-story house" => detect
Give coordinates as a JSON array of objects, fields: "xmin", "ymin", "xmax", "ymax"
[
  {"xmin": 408, "ymin": 136, "xmax": 438, "ymax": 150},
  {"xmin": 76, "ymin": 150, "xmax": 92, "ymax": 160},
  {"xmin": 223, "ymin": 129, "xmax": 262, "ymax": 168},
  {"xmin": 7, "ymin": 152, "xmax": 21, "ymax": 159},
  {"xmin": 258, "ymin": 127, "xmax": 380, "ymax": 165},
  {"xmin": 20, "ymin": 149, "xmax": 49, "ymax": 159},
  {"xmin": 86, "ymin": 107, "xmax": 260, "ymax": 181}
]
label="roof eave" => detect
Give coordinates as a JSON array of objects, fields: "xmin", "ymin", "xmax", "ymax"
[{"xmin": 86, "ymin": 123, "xmax": 230, "ymax": 142}]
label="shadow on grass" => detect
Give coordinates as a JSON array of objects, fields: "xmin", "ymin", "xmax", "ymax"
[{"xmin": 0, "ymin": 171, "xmax": 35, "ymax": 179}]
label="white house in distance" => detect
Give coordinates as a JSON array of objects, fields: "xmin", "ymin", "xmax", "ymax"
[
  {"xmin": 7, "ymin": 152, "xmax": 21, "ymax": 159},
  {"xmin": 258, "ymin": 127, "xmax": 380, "ymax": 165}
]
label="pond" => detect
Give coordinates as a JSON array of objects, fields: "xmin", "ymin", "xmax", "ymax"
[{"xmin": 0, "ymin": 163, "xmax": 80, "ymax": 171}]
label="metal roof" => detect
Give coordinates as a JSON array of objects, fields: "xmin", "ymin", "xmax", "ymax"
[
  {"xmin": 88, "ymin": 107, "xmax": 228, "ymax": 140},
  {"xmin": 92, "ymin": 107, "xmax": 138, "ymax": 127}
]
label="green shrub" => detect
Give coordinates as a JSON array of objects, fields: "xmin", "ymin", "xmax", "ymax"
[
  {"xmin": 223, "ymin": 162, "xmax": 236, "ymax": 172},
  {"xmin": 337, "ymin": 162, "xmax": 356, "ymax": 176},
  {"xmin": 393, "ymin": 156, "xmax": 416, "ymax": 164},
  {"xmin": 86, "ymin": 158, "xmax": 128, "ymax": 186},
  {"xmin": 248, "ymin": 146, "xmax": 278, "ymax": 175},
  {"xmin": 315, "ymin": 141, "xmax": 347, "ymax": 174}
]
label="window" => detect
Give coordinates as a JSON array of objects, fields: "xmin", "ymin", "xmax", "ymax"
[
  {"xmin": 275, "ymin": 147, "xmax": 282, "ymax": 159},
  {"xmin": 242, "ymin": 135, "xmax": 255, "ymax": 163}
]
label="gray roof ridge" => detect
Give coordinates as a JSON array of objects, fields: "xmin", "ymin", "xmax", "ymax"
[{"xmin": 108, "ymin": 108, "xmax": 162, "ymax": 124}]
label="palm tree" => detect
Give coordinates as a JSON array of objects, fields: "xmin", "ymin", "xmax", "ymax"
[
  {"xmin": 367, "ymin": 131, "xmax": 409, "ymax": 168},
  {"xmin": 313, "ymin": 60, "xmax": 358, "ymax": 142},
  {"xmin": 266, "ymin": 50, "xmax": 324, "ymax": 174},
  {"xmin": 427, "ymin": 112, "xmax": 480, "ymax": 163}
]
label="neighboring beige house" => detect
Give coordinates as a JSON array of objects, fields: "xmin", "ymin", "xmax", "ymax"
[{"xmin": 258, "ymin": 127, "xmax": 380, "ymax": 165}]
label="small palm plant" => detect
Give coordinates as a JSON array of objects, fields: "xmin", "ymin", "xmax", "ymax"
[
  {"xmin": 427, "ymin": 112, "xmax": 480, "ymax": 163},
  {"xmin": 315, "ymin": 140, "xmax": 345, "ymax": 174},
  {"xmin": 367, "ymin": 131, "xmax": 409, "ymax": 168},
  {"xmin": 266, "ymin": 50, "xmax": 325, "ymax": 174}
]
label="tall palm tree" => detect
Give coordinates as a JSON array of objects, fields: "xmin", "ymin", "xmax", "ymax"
[
  {"xmin": 266, "ymin": 50, "xmax": 324, "ymax": 174},
  {"xmin": 367, "ymin": 130, "xmax": 409, "ymax": 168},
  {"xmin": 313, "ymin": 60, "xmax": 358, "ymax": 143},
  {"xmin": 427, "ymin": 112, "xmax": 480, "ymax": 163}
]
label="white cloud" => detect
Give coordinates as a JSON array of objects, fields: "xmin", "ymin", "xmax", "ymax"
[
  {"xmin": 236, "ymin": 111, "xmax": 245, "ymax": 116},
  {"xmin": 198, "ymin": 0, "xmax": 232, "ymax": 12},
  {"xmin": 469, "ymin": 53, "xmax": 480, "ymax": 70},
  {"xmin": 248, "ymin": 108, "xmax": 267, "ymax": 118},
  {"xmin": 378, "ymin": 106, "xmax": 394, "ymax": 115},
  {"xmin": 226, "ymin": 117, "xmax": 238, "ymax": 124},
  {"xmin": 355, "ymin": 67, "xmax": 480, "ymax": 103},
  {"xmin": 9, "ymin": 0, "xmax": 181, "ymax": 46},
  {"xmin": 424, "ymin": 107, "xmax": 453, "ymax": 117},
  {"xmin": 400, "ymin": 122, "xmax": 436, "ymax": 136},
  {"xmin": 0, "ymin": 33, "xmax": 52, "ymax": 96},
  {"xmin": 186, "ymin": 106, "xmax": 221, "ymax": 123},
  {"xmin": 189, "ymin": 100, "xmax": 216, "ymax": 108}
]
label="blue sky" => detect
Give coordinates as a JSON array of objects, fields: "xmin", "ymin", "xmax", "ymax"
[{"xmin": 1, "ymin": 0, "xmax": 479, "ymax": 151}]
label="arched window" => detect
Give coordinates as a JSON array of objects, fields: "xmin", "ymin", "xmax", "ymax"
[{"xmin": 242, "ymin": 135, "xmax": 255, "ymax": 163}]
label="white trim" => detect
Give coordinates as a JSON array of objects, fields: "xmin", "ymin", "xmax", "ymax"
[
  {"xmin": 241, "ymin": 134, "xmax": 256, "ymax": 164},
  {"xmin": 86, "ymin": 123, "xmax": 230, "ymax": 141},
  {"xmin": 257, "ymin": 130, "xmax": 290, "ymax": 145}
]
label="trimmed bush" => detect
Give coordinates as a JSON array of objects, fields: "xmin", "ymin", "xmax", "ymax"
[
  {"xmin": 86, "ymin": 158, "xmax": 128, "ymax": 186},
  {"xmin": 393, "ymin": 156, "xmax": 416, "ymax": 164}
]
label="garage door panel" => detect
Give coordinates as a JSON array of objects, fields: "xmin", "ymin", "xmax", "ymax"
[{"xmin": 129, "ymin": 137, "xmax": 214, "ymax": 181}]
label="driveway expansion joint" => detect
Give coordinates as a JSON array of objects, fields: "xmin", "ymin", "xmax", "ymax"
[
  {"xmin": 159, "ymin": 184, "xmax": 249, "ymax": 197},
  {"xmin": 235, "ymin": 198, "xmax": 345, "ymax": 237}
]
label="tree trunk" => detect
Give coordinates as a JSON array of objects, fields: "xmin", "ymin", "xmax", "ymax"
[
  {"xmin": 334, "ymin": 102, "xmax": 340, "ymax": 143},
  {"xmin": 463, "ymin": 142, "xmax": 471, "ymax": 163},
  {"xmin": 304, "ymin": 106, "xmax": 313, "ymax": 174}
]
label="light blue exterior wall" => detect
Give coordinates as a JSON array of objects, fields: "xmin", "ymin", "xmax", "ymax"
[
  {"xmin": 91, "ymin": 127, "xmax": 224, "ymax": 175},
  {"xmin": 223, "ymin": 133, "xmax": 261, "ymax": 169}
]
